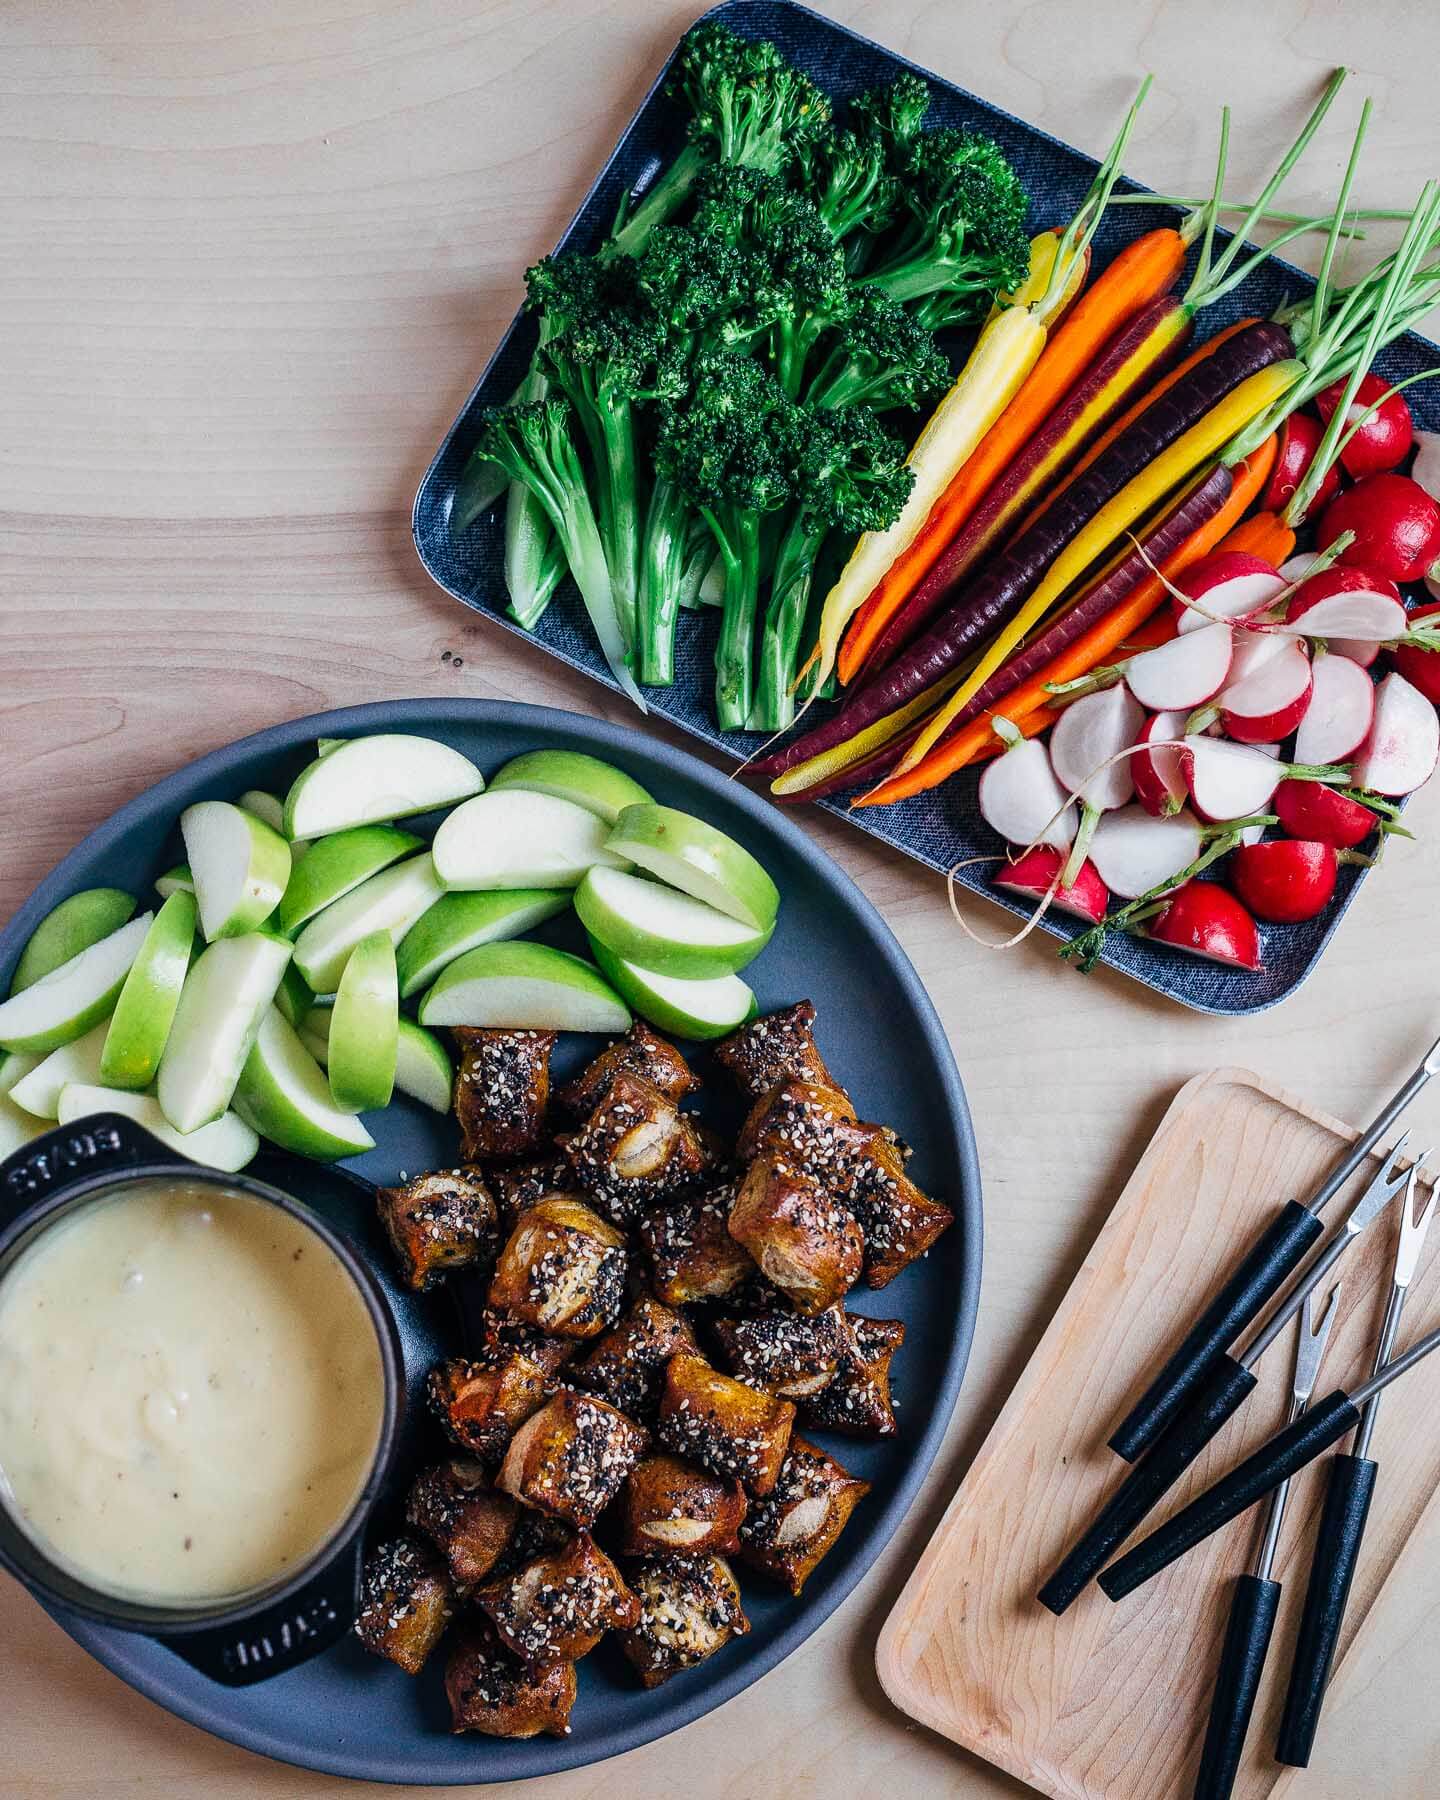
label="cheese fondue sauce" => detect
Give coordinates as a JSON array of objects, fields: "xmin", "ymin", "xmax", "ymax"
[{"xmin": 0, "ymin": 1179, "xmax": 384, "ymax": 1606}]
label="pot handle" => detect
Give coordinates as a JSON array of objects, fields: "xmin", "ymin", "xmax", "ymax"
[{"xmin": 0, "ymin": 1114, "xmax": 177, "ymax": 1225}]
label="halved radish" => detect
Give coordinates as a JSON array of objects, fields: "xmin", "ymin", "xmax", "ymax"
[
  {"xmin": 1352, "ymin": 671, "xmax": 1440, "ymax": 796},
  {"xmin": 1280, "ymin": 559, "xmax": 1377, "ymax": 662},
  {"xmin": 1124, "ymin": 623, "xmax": 1232, "ymax": 711},
  {"xmin": 1260, "ymin": 410, "xmax": 1343, "ymax": 514},
  {"xmin": 1282, "ymin": 566, "xmax": 1407, "ymax": 641},
  {"xmin": 1088, "ymin": 806, "xmax": 1203, "ymax": 899},
  {"xmin": 1181, "ymin": 737, "xmax": 1286, "ymax": 821},
  {"xmin": 1293, "ymin": 653, "xmax": 1377, "ymax": 765},
  {"xmin": 1315, "ymin": 371, "xmax": 1414, "ymax": 479},
  {"xmin": 1412, "ymin": 430, "xmax": 1440, "ymax": 502},
  {"xmin": 1317, "ymin": 473, "xmax": 1440, "ymax": 583},
  {"xmin": 1274, "ymin": 779, "xmax": 1379, "ymax": 849},
  {"xmin": 1048, "ymin": 685, "xmax": 1145, "ymax": 884},
  {"xmin": 1173, "ymin": 552, "xmax": 1287, "ymax": 636},
  {"xmin": 1147, "ymin": 884, "xmax": 1262, "ymax": 969},
  {"xmin": 992, "ymin": 847, "xmax": 1108, "ymax": 924},
  {"xmin": 1230, "ymin": 839, "xmax": 1339, "ymax": 923},
  {"xmin": 977, "ymin": 736, "xmax": 1076, "ymax": 849},
  {"xmin": 1132, "ymin": 711, "xmax": 1188, "ymax": 817},
  {"xmin": 1218, "ymin": 637, "xmax": 1313, "ymax": 744},
  {"xmin": 1392, "ymin": 600, "xmax": 1440, "ymax": 702}
]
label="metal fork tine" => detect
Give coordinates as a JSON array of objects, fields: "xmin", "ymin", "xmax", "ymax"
[
  {"xmin": 1344, "ymin": 1132, "xmax": 1420, "ymax": 1236},
  {"xmin": 1394, "ymin": 1156, "xmax": 1438, "ymax": 1291},
  {"xmin": 1295, "ymin": 1285, "xmax": 1342, "ymax": 1402}
]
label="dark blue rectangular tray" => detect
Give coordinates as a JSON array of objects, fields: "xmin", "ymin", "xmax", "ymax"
[{"xmin": 412, "ymin": 0, "xmax": 1440, "ymax": 1015}]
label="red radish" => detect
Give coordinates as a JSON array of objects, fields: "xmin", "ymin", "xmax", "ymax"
[
  {"xmin": 1123, "ymin": 622, "xmax": 1232, "ymax": 711},
  {"xmin": 1315, "ymin": 371, "xmax": 1414, "ymax": 479},
  {"xmin": 1230, "ymin": 839, "xmax": 1339, "ymax": 923},
  {"xmin": 1218, "ymin": 636, "xmax": 1313, "ymax": 743},
  {"xmin": 1274, "ymin": 778, "xmax": 1379, "ymax": 849},
  {"xmin": 1392, "ymin": 600, "xmax": 1440, "ymax": 703},
  {"xmin": 1279, "ymin": 553, "xmax": 1321, "ymax": 584},
  {"xmin": 1317, "ymin": 474, "xmax": 1440, "ymax": 583},
  {"xmin": 1292, "ymin": 652, "xmax": 1377, "ymax": 764},
  {"xmin": 1181, "ymin": 736, "xmax": 1287, "ymax": 820},
  {"xmin": 1147, "ymin": 883, "xmax": 1262, "ymax": 969},
  {"xmin": 1261, "ymin": 411, "xmax": 1343, "ymax": 513},
  {"xmin": 1088, "ymin": 806, "xmax": 1203, "ymax": 899},
  {"xmin": 1282, "ymin": 565, "xmax": 1406, "ymax": 641},
  {"xmin": 1172, "ymin": 552, "xmax": 1288, "ymax": 636},
  {"xmin": 977, "ymin": 734, "xmax": 1077, "ymax": 849},
  {"xmin": 1132, "ymin": 710, "xmax": 1188, "ymax": 817},
  {"xmin": 1411, "ymin": 430, "xmax": 1440, "ymax": 502},
  {"xmin": 1333, "ymin": 638, "xmax": 1381, "ymax": 668},
  {"xmin": 993, "ymin": 845, "xmax": 1109, "ymax": 924},
  {"xmin": 1048, "ymin": 685, "xmax": 1146, "ymax": 884},
  {"xmin": 1352, "ymin": 671, "xmax": 1440, "ymax": 796},
  {"xmin": 1237, "ymin": 820, "xmax": 1268, "ymax": 847}
]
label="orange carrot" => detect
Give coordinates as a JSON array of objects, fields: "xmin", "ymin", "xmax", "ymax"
[{"xmin": 1214, "ymin": 509, "xmax": 1296, "ymax": 566}]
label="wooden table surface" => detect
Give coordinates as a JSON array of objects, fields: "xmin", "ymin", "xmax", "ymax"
[{"xmin": 4, "ymin": 2, "xmax": 1440, "ymax": 1794}]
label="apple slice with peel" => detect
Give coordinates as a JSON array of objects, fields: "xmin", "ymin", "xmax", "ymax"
[
  {"xmin": 433, "ymin": 791, "xmax": 630, "ymax": 891},
  {"xmin": 182, "ymin": 801, "xmax": 291, "ymax": 941},
  {"xmin": 8, "ymin": 1020, "xmax": 112, "ymax": 1119},
  {"xmin": 589, "ymin": 937, "xmax": 754, "ymax": 1041},
  {"xmin": 1181, "ymin": 737, "xmax": 1285, "ymax": 821},
  {"xmin": 232, "ymin": 1007, "xmax": 376, "ymax": 1162},
  {"xmin": 238, "ymin": 790, "xmax": 286, "ymax": 834},
  {"xmin": 977, "ymin": 736, "xmax": 1076, "ymax": 849},
  {"xmin": 292, "ymin": 853, "xmax": 444, "ymax": 994},
  {"xmin": 97, "ymin": 891, "xmax": 198, "ymax": 1090},
  {"xmin": 277, "ymin": 824, "xmax": 423, "ymax": 935},
  {"xmin": 1132, "ymin": 711, "xmax": 1189, "ymax": 817},
  {"xmin": 0, "ymin": 1051, "xmax": 41, "ymax": 1099},
  {"xmin": 285, "ymin": 734, "xmax": 483, "ymax": 840},
  {"xmin": 1218, "ymin": 637, "xmax": 1312, "ymax": 743},
  {"xmin": 487, "ymin": 750, "xmax": 653, "ymax": 823},
  {"xmin": 156, "ymin": 930, "xmax": 293, "ymax": 1132},
  {"xmin": 604, "ymin": 805, "xmax": 779, "ymax": 933},
  {"xmin": 328, "ymin": 931, "xmax": 398, "ymax": 1113},
  {"xmin": 156, "ymin": 865, "xmax": 195, "ymax": 900},
  {"xmin": 1147, "ymin": 885, "xmax": 1262, "ymax": 970},
  {"xmin": 396, "ymin": 889, "xmax": 570, "ymax": 1000},
  {"xmin": 0, "ymin": 915, "xmax": 152, "ymax": 1055},
  {"xmin": 10, "ymin": 888, "xmax": 138, "ymax": 994},
  {"xmin": 420, "ymin": 941, "xmax": 631, "ymax": 1033},
  {"xmin": 1353, "ymin": 672, "xmax": 1440, "ymax": 796},
  {"xmin": 1174, "ymin": 552, "xmax": 1287, "ymax": 635},
  {"xmin": 57, "ymin": 1083, "xmax": 260, "ymax": 1173},
  {"xmin": 575, "ymin": 866, "xmax": 773, "ymax": 978},
  {"xmin": 993, "ymin": 847, "xmax": 1108, "ymax": 923},
  {"xmin": 1088, "ymin": 806, "xmax": 1203, "ymax": 899},
  {"xmin": 298, "ymin": 1007, "xmax": 452, "ymax": 1114},
  {"xmin": 1125, "ymin": 623, "xmax": 1233, "ymax": 711},
  {"xmin": 275, "ymin": 961, "xmax": 314, "ymax": 1029},
  {"xmin": 0, "ymin": 1094, "xmax": 48, "ymax": 1160},
  {"xmin": 1283, "ymin": 567, "xmax": 1407, "ymax": 641},
  {"xmin": 1293, "ymin": 653, "xmax": 1377, "ymax": 765},
  {"xmin": 317, "ymin": 737, "xmax": 345, "ymax": 757}
]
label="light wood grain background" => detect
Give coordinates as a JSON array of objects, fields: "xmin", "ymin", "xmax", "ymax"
[{"xmin": 4, "ymin": 2, "xmax": 1440, "ymax": 1795}]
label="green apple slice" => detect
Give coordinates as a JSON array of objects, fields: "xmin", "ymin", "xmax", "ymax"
[
  {"xmin": 0, "ymin": 1051, "xmax": 42, "ymax": 1099},
  {"xmin": 182, "ymin": 800, "xmax": 291, "ymax": 942},
  {"xmin": 575, "ymin": 866, "xmax": 771, "ymax": 978},
  {"xmin": 327, "ymin": 931, "xmax": 398, "ymax": 1113},
  {"xmin": 487, "ymin": 750, "xmax": 653, "ymax": 823},
  {"xmin": 395, "ymin": 888, "xmax": 570, "ymax": 1000},
  {"xmin": 277, "ymin": 824, "xmax": 423, "ymax": 935},
  {"xmin": 97, "ymin": 891, "xmax": 198, "ymax": 1090},
  {"xmin": 317, "ymin": 737, "xmax": 344, "ymax": 757},
  {"xmin": 10, "ymin": 889, "xmax": 138, "ymax": 994},
  {"xmin": 393, "ymin": 1019, "xmax": 453, "ymax": 1112},
  {"xmin": 274, "ymin": 961, "xmax": 314, "ymax": 1029},
  {"xmin": 432, "ymin": 791, "xmax": 629, "ymax": 891},
  {"xmin": 419, "ymin": 941, "xmax": 630, "ymax": 1033},
  {"xmin": 284, "ymin": 734, "xmax": 483, "ymax": 840},
  {"xmin": 155, "ymin": 865, "xmax": 195, "ymax": 900},
  {"xmin": 0, "ymin": 1093, "xmax": 50, "ymax": 1160},
  {"xmin": 605, "ymin": 805, "xmax": 779, "ymax": 932},
  {"xmin": 589, "ymin": 937, "xmax": 755, "ymax": 1040},
  {"xmin": 232, "ymin": 1007, "xmax": 376, "ymax": 1162},
  {"xmin": 292, "ymin": 853, "xmax": 443, "ymax": 994},
  {"xmin": 56, "ymin": 1083, "xmax": 259, "ymax": 1173},
  {"xmin": 0, "ymin": 915, "xmax": 152, "ymax": 1055},
  {"xmin": 155, "ymin": 931, "xmax": 293, "ymax": 1132},
  {"xmin": 238, "ymin": 789, "xmax": 286, "ymax": 834},
  {"xmin": 297, "ymin": 1002, "xmax": 331, "ymax": 1064},
  {"xmin": 8, "ymin": 1020, "xmax": 112, "ymax": 1119}
]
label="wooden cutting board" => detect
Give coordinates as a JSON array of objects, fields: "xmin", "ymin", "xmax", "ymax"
[{"xmin": 877, "ymin": 1068, "xmax": 1440, "ymax": 1799}]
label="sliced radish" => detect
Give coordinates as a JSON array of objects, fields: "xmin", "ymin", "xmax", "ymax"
[
  {"xmin": 1315, "ymin": 371, "xmax": 1414, "ymax": 479},
  {"xmin": 1279, "ymin": 553, "xmax": 1323, "ymax": 585},
  {"xmin": 1352, "ymin": 672, "xmax": 1440, "ymax": 796},
  {"xmin": 992, "ymin": 847, "xmax": 1108, "ymax": 924},
  {"xmin": 1124, "ymin": 622, "xmax": 1232, "ymax": 711},
  {"xmin": 1173, "ymin": 552, "xmax": 1287, "ymax": 636},
  {"xmin": 1132, "ymin": 711, "xmax": 1188, "ymax": 817},
  {"xmin": 1333, "ymin": 638, "xmax": 1381, "ymax": 669},
  {"xmin": 1392, "ymin": 600, "xmax": 1440, "ymax": 703},
  {"xmin": 1292, "ymin": 653, "xmax": 1376, "ymax": 765},
  {"xmin": 1049, "ymin": 686, "xmax": 1144, "ymax": 812},
  {"xmin": 1147, "ymin": 885, "xmax": 1262, "ymax": 970},
  {"xmin": 1181, "ymin": 737, "xmax": 1285, "ymax": 821},
  {"xmin": 1260, "ymin": 411, "xmax": 1343, "ymax": 514},
  {"xmin": 1318, "ymin": 473, "xmax": 1440, "ymax": 584},
  {"xmin": 1088, "ymin": 807, "xmax": 1203, "ymax": 899},
  {"xmin": 1283, "ymin": 566, "xmax": 1407, "ymax": 641},
  {"xmin": 1411, "ymin": 430, "xmax": 1440, "ymax": 502},
  {"xmin": 1230, "ymin": 839, "xmax": 1339, "ymax": 923},
  {"xmin": 1218, "ymin": 637, "xmax": 1313, "ymax": 744},
  {"xmin": 1274, "ymin": 779, "xmax": 1378, "ymax": 848},
  {"xmin": 977, "ymin": 737, "xmax": 1076, "ymax": 849}
]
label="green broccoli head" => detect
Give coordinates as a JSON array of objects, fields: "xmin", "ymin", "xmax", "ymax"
[
  {"xmin": 654, "ymin": 347, "xmax": 802, "ymax": 517},
  {"xmin": 793, "ymin": 403, "xmax": 915, "ymax": 536},
  {"xmin": 475, "ymin": 396, "xmax": 584, "ymax": 501},
  {"xmin": 527, "ymin": 252, "xmax": 671, "ymax": 397},
  {"xmin": 796, "ymin": 125, "xmax": 902, "ymax": 243},
  {"xmin": 749, "ymin": 187, "xmax": 852, "ymax": 318},
  {"xmin": 812, "ymin": 287, "xmax": 950, "ymax": 410},
  {"xmin": 849, "ymin": 73, "xmax": 932, "ymax": 160},
  {"xmin": 670, "ymin": 23, "xmax": 831, "ymax": 173}
]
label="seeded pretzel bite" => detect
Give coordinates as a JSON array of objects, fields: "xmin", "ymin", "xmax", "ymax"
[
  {"xmin": 564, "ymin": 1072, "xmax": 715, "ymax": 1226},
  {"xmin": 727, "ymin": 1154, "xmax": 864, "ymax": 1316},
  {"xmin": 354, "ymin": 1535, "xmax": 455, "ymax": 1675},
  {"xmin": 477, "ymin": 1530, "xmax": 639, "ymax": 1668},
  {"xmin": 640, "ymin": 1183, "xmax": 755, "ymax": 1306},
  {"xmin": 736, "ymin": 1437, "xmax": 870, "ymax": 1594},
  {"xmin": 497, "ymin": 1390, "xmax": 649, "ymax": 1529},
  {"xmin": 799, "ymin": 1314, "xmax": 904, "ymax": 1438},
  {"xmin": 446, "ymin": 1619, "xmax": 578, "ymax": 1738},
  {"xmin": 570, "ymin": 1295, "xmax": 698, "ymax": 1419},
  {"xmin": 452, "ymin": 1028, "xmax": 556, "ymax": 1163},
  {"xmin": 656, "ymin": 1353, "xmax": 794, "ymax": 1496},
  {"xmin": 711, "ymin": 1305, "xmax": 850, "ymax": 1399},
  {"xmin": 618, "ymin": 1555, "xmax": 749, "ymax": 1688},
  {"xmin": 376, "ymin": 1168, "xmax": 498, "ymax": 1292},
  {"xmin": 487, "ymin": 1196, "xmax": 627, "ymax": 1338},
  {"xmin": 488, "ymin": 1155, "xmax": 577, "ymax": 1232},
  {"xmin": 471, "ymin": 1306, "xmax": 577, "ymax": 1376},
  {"xmin": 713, "ymin": 1001, "xmax": 843, "ymax": 1101},
  {"xmin": 618, "ymin": 1451, "xmax": 746, "ymax": 1557},
  {"xmin": 737, "ymin": 1079, "xmax": 857, "ymax": 1166},
  {"xmin": 406, "ymin": 1457, "xmax": 519, "ymax": 1591},
  {"xmin": 556, "ymin": 1021, "xmax": 699, "ymax": 1117},
  {"xmin": 490, "ymin": 1507, "xmax": 574, "ymax": 1580},
  {"xmin": 850, "ymin": 1136, "xmax": 954, "ymax": 1288},
  {"xmin": 428, "ymin": 1355, "xmax": 552, "ymax": 1467}
]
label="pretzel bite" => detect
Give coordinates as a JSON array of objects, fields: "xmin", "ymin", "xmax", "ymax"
[
  {"xmin": 354, "ymin": 1535, "xmax": 454, "ymax": 1675},
  {"xmin": 570, "ymin": 1295, "xmax": 698, "ymax": 1419},
  {"xmin": 487, "ymin": 1196, "xmax": 627, "ymax": 1338},
  {"xmin": 556, "ymin": 1020, "xmax": 699, "ymax": 1117},
  {"xmin": 453, "ymin": 1028, "xmax": 556, "ymax": 1163},
  {"xmin": 713, "ymin": 1001, "xmax": 842, "ymax": 1100},
  {"xmin": 727, "ymin": 1154, "xmax": 863, "ymax": 1316},
  {"xmin": 497, "ymin": 1390, "xmax": 649, "ymax": 1529},
  {"xmin": 711, "ymin": 1305, "xmax": 849, "ymax": 1399},
  {"xmin": 656, "ymin": 1354, "xmax": 794, "ymax": 1496},
  {"xmin": 428, "ymin": 1355, "xmax": 551, "ymax": 1467},
  {"xmin": 799, "ymin": 1315, "xmax": 904, "ymax": 1438},
  {"xmin": 736, "ymin": 1437, "xmax": 869, "ymax": 1594},
  {"xmin": 618, "ymin": 1452, "xmax": 746, "ymax": 1557},
  {"xmin": 564, "ymin": 1072, "xmax": 714, "ymax": 1226},
  {"xmin": 477, "ymin": 1530, "xmax": 639, "ymax": 1668},
  {"xmin": 406, "ymin": 1457, "xmax": 520, "ymax": 1591},
  {"xmin": 490, "ymin": 1507, "xmax": 574, "ymax": 1579},
  {"xmin": 618, "ymin": 1555, "xmax": 749, "ymax": 1688},
  {"xmin": 446, "ymin": 1618, "xmax": 577, "ymax": 1738},
  {"xmin": 737, "ymin": 1079, "xmax": 858, "ymax": 1167},
  {"xmin": 639, "ymin": 1183, "xmax": 754, "ymax": 1306},
  {"xmin": 376, "ymin": 1168, "xmax": 498, "ymax": 1292},
  {"xmin": 488, "ymin": 1155, "xmax": 577, "ymax": 1231},
  {"xmin": 471, "ymin": 1306, "xmax": 577, "ymax": 1378},
  {"xmin": 850, "ymin": 1136, "xmax": 954, "ymax": 1288}
]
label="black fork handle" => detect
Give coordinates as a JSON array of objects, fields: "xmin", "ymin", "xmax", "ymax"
[{"xmin": 1194, "ymin": 1573, "xmax": 1281, "ymax": 1800}]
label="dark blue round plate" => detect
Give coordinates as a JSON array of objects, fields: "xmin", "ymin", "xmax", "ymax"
[{"xmin": 0, "ymin": 699, "xmax": 981, "ymax": 1784}]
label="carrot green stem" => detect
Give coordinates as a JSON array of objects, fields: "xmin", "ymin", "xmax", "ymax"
[{"xmin": 1038, "ymin": 75, "xmax": 1153, "ymax": 320}]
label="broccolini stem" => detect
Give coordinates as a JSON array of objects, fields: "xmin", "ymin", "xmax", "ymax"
[
  {"xmin": 710, "ymin": 508, "xmax": 762, "ymax": 730},
  {"xmin": 504, "ymin": 343, "xmax": 562, "ymax": 628},
  {"xmin": 751, "ymin": 514, "xmax": 824, "ymax": 730},
  {"xmin": 609, "ymin": 143, "xmax": 709, "ymax": 260},
  {"xmin": 638, "ymin": 474, "xmax": 692, "ymax": 685}
]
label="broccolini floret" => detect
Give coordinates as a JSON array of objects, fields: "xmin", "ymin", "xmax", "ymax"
[{"xmin": 804, "ymin": 287, "xmax": 949, "ymax": 412}]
